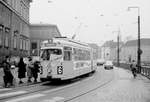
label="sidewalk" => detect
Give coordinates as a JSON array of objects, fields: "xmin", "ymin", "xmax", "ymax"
[
  {"xmin": 0, "ymin": 68, "xmax": 41, "ymax": 88},
  {"xmin": 70, "ymin": 67, "xmax": 150, "ymax": 102}
]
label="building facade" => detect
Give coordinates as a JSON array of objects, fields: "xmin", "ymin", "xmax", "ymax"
[
  {"xmin": 88, "ymin": 43, "xmax": 100, "ymax": 59},
  {"xmin": 101, "ymin": 41, "xmax": 117, "ymax": 60},
  {"xmin": 120, "ymin": 38, "xmax": 150, "ymax": 64},
  {"xmin": 0, "ymin": 0, "xmax": 32, "ymax": 63},
  {"xmin": 30, "ymin": 24, "xmax": 61, "ymax": 56},
  {"xmin": 101, "ymin": 40, "xmax": 123, "ymax": 61}
]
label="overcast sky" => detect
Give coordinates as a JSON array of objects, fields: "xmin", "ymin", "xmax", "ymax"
[{"xmin": 30, "ymin": 0, "xmax": 150, "ymax": 45}]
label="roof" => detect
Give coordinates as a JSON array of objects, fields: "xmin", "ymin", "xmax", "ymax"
[
  {"xmin": 124, "ymin": 38, "xmax": 150, "ymax": 47},
  {"xmin": 88, "ymin": 43, "xmax": 99, "ymax": 49},
  {"xmin": 30, "ymin": 24, "xmax": 61, "ymax": 39},
  {"xmin": 102, "ymin": 41, "xmax": 116, "ymax": 48},
  {"xmin": 30, "ymin": 24, "xmax": 57, "ymax": 27}
]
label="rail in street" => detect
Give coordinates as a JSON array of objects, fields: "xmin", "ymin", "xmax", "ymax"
[
  {"xmin": 0, "ymin": 66, "xmax": 150, "ymax": 102},
  {"xmin": 0, "ymin": 66, "xmax": 114, "ymax": 102}
]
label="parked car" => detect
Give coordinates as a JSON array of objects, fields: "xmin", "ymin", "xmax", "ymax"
[
  {"xmin": 97, "ymin": 59, "xmax": 105, "ymax": 66},
  {"xmin": 104, "ymin": 61, "xmax": 113, "ymax": 70}
]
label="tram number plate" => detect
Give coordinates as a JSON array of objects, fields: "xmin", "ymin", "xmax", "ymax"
[{"xmin": 57, "ymin": 66, "xmax": 63, "ymax": 74}]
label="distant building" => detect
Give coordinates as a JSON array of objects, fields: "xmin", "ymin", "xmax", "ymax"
[
  {"xmin": 120, "ymin": 38, "xmax": 150, "ymax": 64},
  {"xmin": 101, "ymin": 40, "xmax": 123, "ymax": 61},
  {"xmin": 88, "ymin": 43, "xmax": 100, "ymax": 59},
  {"xmin": 101, "ymin": 40, "xmax": 115, "ymax": 60},
  {"xmin": 30, "ymin": 24, "xmax": 61, "ymax": 56},
  {"xmin": 0, "ymin": 0, "xmax": 32, "ymax": 63}
]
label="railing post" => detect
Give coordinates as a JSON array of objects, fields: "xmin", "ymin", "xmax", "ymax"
[{"xmin": 147, "ymin": 68, "xmax": 150, "ymax": 78}]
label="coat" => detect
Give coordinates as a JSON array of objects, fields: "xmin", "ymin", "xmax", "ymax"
[
  {"xmin": 2, "ymin": 61, "xmax": 14, "ymax": 85},
  {"xmin": 32, "ymin": 62, "xmax": 40, "ymax": 79},
  {"xmin": 18, "ymin": 61, "xmax": 26, "ymax": 78},
  {"xmin": 26, "ymin": 61, "xmax": 34, "ymax": 78}
]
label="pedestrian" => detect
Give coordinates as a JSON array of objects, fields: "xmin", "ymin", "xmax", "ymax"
[
  {"xmin": 33, "ymin": 61, "xmax": 40, "ymax": 83},
  {"xmin": 2, "ymin": 56, "xmax": 14, "ymax": 87},
  {"xmin": 26, "ymin": 57, "xmax": 33, "ymax": 82},
  {"xmin": 18, "ymin": 57, "xmax": 26, "ymax": 84},
  {"xmin": 130, "ymin": 60, "xmax": 137, "ymax": 78}
]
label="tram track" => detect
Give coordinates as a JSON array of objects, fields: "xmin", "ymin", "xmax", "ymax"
[
  {"xmin": 1, "ymin": 68, "xmax": 114, "ymax": 102},
  {"xmin": 64, "ymin": 71, "xmax": 114, "ymax": 102},
  {"xmin": 0, "ymin": 73, "xmax": 94, "ymax": 101}
]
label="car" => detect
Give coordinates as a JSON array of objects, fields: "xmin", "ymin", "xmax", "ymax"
[
  {"xmin": 104, "ymin": 61, "xmax": 113, "ymax": 70},
  {"xmin": 97, "ymin": 59, "xmax": 105, "ymax": 66}
]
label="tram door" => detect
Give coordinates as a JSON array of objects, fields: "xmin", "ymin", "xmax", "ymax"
[{"xmin": 63, "ymin": 46, "xmax": 73, "ymax": 75}]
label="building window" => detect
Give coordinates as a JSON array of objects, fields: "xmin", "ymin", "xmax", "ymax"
[
  {"xmin": 4, "ymin": 28, "xmax": 10, "ymax": 48},
  {"xmin": 31, "ymin": 42, "xmax": 37, "ymax": 49},
  {"xmin": 0, "ymin": 25, "xmax": 3, "ymax": 46},
  {"xmin": 13, "ymin": 36, "xmax": 17, "ymax": 49},
  {"xmin": 5, "ymin": 36, "xmax": 8, "ymax": 47},
  {"xmin": 23, "ymin": 39, "xmax": 26, "ymax": 50},
  {"xmin": 13, "ymin": 30, "xmax": 18, "ymax": 49},
  {"xmin": 27, "ymin": 40, "xmax": 30, "ymax": 51},
  {"xmin": 25, "ymin": 40, "xmax": 28, "ymax": 51},
  {"xmin": 20, "ymin": 38, "xmax": 23, "ymax": 50},
  {"xmin": 25, "ymin": 40, "xmax": 28, "ymax": 50}
]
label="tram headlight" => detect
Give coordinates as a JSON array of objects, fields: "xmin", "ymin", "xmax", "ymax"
[{"xmin": 57, "ymin": 66, "xmax": 63, "ymax": 74}]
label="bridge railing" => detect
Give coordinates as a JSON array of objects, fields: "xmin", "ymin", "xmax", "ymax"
[
  {"xmin": 113, "ymin": 62, "xmax": 150, "ymax": 79},
  {"xmin": 141, "ymin": 66, "xmax": 150, "ymax": 78}
]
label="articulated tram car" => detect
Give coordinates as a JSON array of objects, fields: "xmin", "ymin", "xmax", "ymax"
[{"xmin": 39, "ymin": 37, "xmax": 97, "ymax": 81}]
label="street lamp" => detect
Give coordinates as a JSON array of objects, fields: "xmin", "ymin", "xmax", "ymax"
[
  {"xmin": 106, "ymin": 23, "xmax": 121, "ymax": 67},
  {"xmin": 112, "ymin": 28, "xmax": 120, "ymax": 67},
  {"xmin": 128, "ymin": 6, "xmax": 141, "ymax": 73}
]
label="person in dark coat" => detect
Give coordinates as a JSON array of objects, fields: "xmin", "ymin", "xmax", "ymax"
[
  {"xmin": 33, "ymin": 61, "xmax": 40, "ymax": 82},
  {"xmin": 2, "ymin": 56, "xmax": 14, "ymax": 87},
  {"xmin": 18, "ymin": 57, "xmax": 26, "ymax": 84}
]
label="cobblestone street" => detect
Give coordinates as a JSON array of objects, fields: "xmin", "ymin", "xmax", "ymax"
[{"xmin": 69, "ymin": 68, "xmax": 150, "ymax": 102}]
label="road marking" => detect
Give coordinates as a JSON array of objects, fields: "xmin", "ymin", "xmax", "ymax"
[
  {"xmin": 43, "ymin": 97, "xmax": 65, "ymax": 102},
  {"xmin": 43, "ymin": 100, "xmax": 55, "ymax": 102},
  {"xmin": 0, "ymin": 91, "xmax": 27, "ymax": 98},
  {"xmin": 52, "ymin": 96, "xmax": 65, "ymax": 101},
  {"xmin": 0, "ymin": 88, "xmax": 12, "ymax": 92},
  {"xmin": 6, "ymin": 94, "xmax": 45, "ymax": 102}
]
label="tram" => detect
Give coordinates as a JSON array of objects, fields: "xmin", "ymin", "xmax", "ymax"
[{"xmin": 39, "ymin": 37, "xmax": 97, "ymax": 81}]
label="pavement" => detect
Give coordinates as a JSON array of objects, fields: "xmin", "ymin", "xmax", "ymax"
[
  {"xmin": 0, "ymin": 66, "xmax": 150, "ymax": 102},
  {"xmin": 0, "ymin": 68, "xmax": 41, "ymax": 88},
  {"xmin": 69, "ymin": 67, "xmax": 150, "ymax": 102}
]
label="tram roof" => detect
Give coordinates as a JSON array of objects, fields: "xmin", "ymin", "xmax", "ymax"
[
  {"xmin": 42, "ymin": 37, "xmax": 91, "ymax": 49},
  {"xmin": 55, "ymin": 38, "xmax": 89, "ymax": 46}
]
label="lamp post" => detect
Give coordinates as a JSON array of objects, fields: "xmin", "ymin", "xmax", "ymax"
[
  {"xmin": 112, "ymin": 28, "xmax": 120, "ymax": 67},
  {"xmin": 128, "ymin": 6, "xmax": 141, "ymax": 73}
]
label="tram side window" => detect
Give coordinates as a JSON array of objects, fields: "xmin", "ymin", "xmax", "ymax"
[
  {"xmin": 64, "ymin": 51, "xmax": 71, "ymax": 61},
  {"xmin": 73, "ymin": 48, "xmax": 91, "ymax": 61}
]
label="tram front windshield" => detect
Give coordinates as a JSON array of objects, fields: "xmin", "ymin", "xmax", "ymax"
[{"xmin": 40, "ymin": 49, "xmax": 62, "ymax": 60}]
